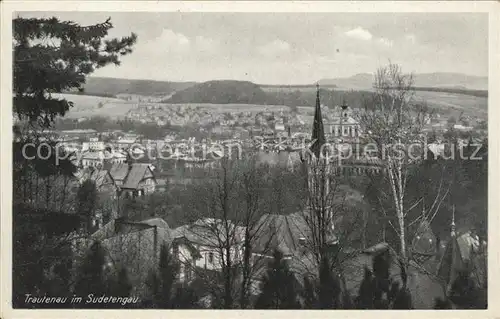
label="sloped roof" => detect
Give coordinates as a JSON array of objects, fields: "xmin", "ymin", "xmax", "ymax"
[
  {"xmin": 75, "ymin": 167, "xmax": 114, "ymax": 189},
  {"xmin": 253, "ymin": 212, "xmax": 311, "ymax": 256},
  {"xmin": 436, "ymin": 231, "xmax": 483, "ymax": 288},
  {"xmin": 340, "ymin": 245, "xmax": 444, "ymax": 309},
  {"xmin": 140, "ymin": 217, "xmax": 170, "ymax": 229},
  {"xmin": 122, "ymin": 164, "xmax": 151, "ymax": 189},
  {"xmin": 172, "ymin": 219, "xmax": 243, "ymax": 247},
  {"xmin": 81, "ymin": 151, "xmax": 104, "ymax": 160},
  {"xmin": 109, "ymin": 163, "xmax": 155, "ymax": 189},
  {"xmin": 91, "ymin": 217, "xmax": 171, "ymax": 242},
  {"xmin": 328, "ymin": 116, "xmax": 359, "ymax": 125},
  {"xmin": 109, "ymin": 163, "xmax": 129, "ymax": 181}
]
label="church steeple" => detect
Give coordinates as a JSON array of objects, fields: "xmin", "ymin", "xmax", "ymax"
[{"xmin": 310, "ymin": 83, "xmax": 326, "ymax": 158}]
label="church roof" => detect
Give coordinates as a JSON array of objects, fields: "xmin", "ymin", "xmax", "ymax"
[{"xmin": 309, "ymin": 84, "xmax": 326, "ymax": 159}]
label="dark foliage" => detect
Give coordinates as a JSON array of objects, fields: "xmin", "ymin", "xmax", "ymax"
[
  {"xmin": 77, "ymin": 179, "xmax": 98, "ymax": 233},
  {"xmin": 254, "ymin": 250, "xmax": 301, "ymax": 309},
  {"xmin": 318, "ymin": 256, "xmax": 342, "ymax": 309},
  {"xmin": 13, "ymin": 17, "xmax": 137, "ymax": 127},
  {"xmin": 355, "ymin": 251, "xmax": 413, "ymax": 309},
  {"xmin": 73, "ymin": 241, "xmax": 110, "ymax": 307}
]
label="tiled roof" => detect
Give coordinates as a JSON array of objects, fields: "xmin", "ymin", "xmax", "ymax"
[
  {"xmin": 109, "ymin": 163, "xmax": 129, "ymax": 181},
  {"xmin": 121, "ymin": 163, "xmax": 152, "ymax": 189},
  {"xmin": 91, "ymin": 217, "xmax": 171, "ymax": 242},
  {"xmin": 253, "ymin": 212, "xmax": 311, "ymax": 256},
  {"xmin": 172, "ymin": 219, "xmax": 243, "ymax": 247},
  {"xmin": 75, "ymin": 167, "xmax": 114, "ymax": 189}
]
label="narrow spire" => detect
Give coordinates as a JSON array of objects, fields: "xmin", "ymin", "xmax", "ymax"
[
  {"xmin": 451, "ymin": 205, "xmax": 456, "ymax": 238},
  {"xmin": 310, "ymin": 83, "xmax": 326, "ymax": 158},
  {"xmin": 341, "ymin": 98, "xmax": 348, "ymax": 110}
]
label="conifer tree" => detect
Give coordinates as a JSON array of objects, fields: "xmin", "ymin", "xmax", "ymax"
[
  {"xmin": 171, "ymin": 286, "xmax": 200, "ymax": 309},
  {"xmin": 254, "ymin": 250, "xmax": 301, "ymax": 309},
  {"xmin": 145, "ymin": 244, "xmax": 179, "ymax": 308},
  {"xmin": 355, "ymin": 251, "xmax": 413, "ymax": 309},
  {"xmin": 318, "ymin": 256, "xmax": 341, "ymax": 309},
  {"xmin": 112, "ymin": 266, "xmax": 133, "ymax": 297},
  {"xmin": 12, "ymin": 17, "xmax": 136, "ymax": 305},
  {"xmin": 158, "ymin": 243, "xmax": 178, "ymax": 307},
  {"xmin": 448, "ymin": 269, "xmax": 483, "ymax": 309},
  {"xmin": 13, "ymin": 16, "xmax": 137, "ymax": 128},
  {"xmin": 434, "ymin": 268, "xmax": 486, "ymax": 309},
  {"xmin": 77, "ymin": 179, "xmax": 98, "ymax": 233},
  {"xmin": 301, "ymin": 275, "xmax": 317, "ymax": 309},
  {"xmin": 73, "ymin": 241, "xmax": 110, "ymax": 307}
]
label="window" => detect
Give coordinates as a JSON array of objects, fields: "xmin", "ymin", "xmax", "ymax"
[
  {"xmin": 172, "ymin": 243, "xmax": 179, "ymax": 257},
  {"xmin": 208, "ymin": 252, "xmax": 214, "ymax": 264},
  {"xmin": 299, "ymin": 237, "xmax": 306, "ymax": 246}
]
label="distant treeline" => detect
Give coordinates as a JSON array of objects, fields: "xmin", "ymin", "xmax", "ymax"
[
  {"xmin": 412, "ymin": 86, "xmax": 488, "ymax": 98},
  {"xmin": 161, "ymin": 80, "xmax": 373, "ymax": 108},
  {"xmin": 67, "ymin": 78, "xmax": 487, "ymax": 106},
  {"xmin": 64, "ymin": 77, "xmax": 196, "ymax": 97},
  {"xmin": 260, "ymin": 84, "xmax": 338, "ymax": 89}
]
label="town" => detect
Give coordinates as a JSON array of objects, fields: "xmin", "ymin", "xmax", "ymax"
[{"xmin": 10, "ymin": 11, "xmax": 488, "ymax": 311}]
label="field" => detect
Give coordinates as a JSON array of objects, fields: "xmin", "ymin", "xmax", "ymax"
[
  {"xmin": 59, "ymin": 89, "xmax": 488, "ymax": 121},
  {"xmin": 160, "ymin": 103, "xmax": 289, "ymax": 113},
  {"xmin": 60, "ymin": 93, "xmax": 292, "ymax": 119},
  {"xmin": 413, "ymin": 91, "xmax": 487, "ymax": 117},
  {"xmin": 55, "ymin": 94, "xmax": 136, "ymax": 119}
]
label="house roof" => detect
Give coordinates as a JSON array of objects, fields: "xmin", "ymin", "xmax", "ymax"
[
  {"xmin": 109, "ymin": 163, "xmax": 129, "ymax": 181},
  {"xmin": 109, "ymin": 163, "xmax": 155, "ymax": 190},
  {"xmin": 81, "ymin": 151, "xmax": 104, "ymax": 160},
  {"xmin": 328, "ymin": 117, "xmax": 359, "ymax": 125},
  {"xmin": 172, "ymin": 219, "xmax": 243, "ymax": 247},
  {"xmin": 122, "ymin": 164, "xmax": 151, "ymax": 189},
  {"xmin": 91, "ymin": 217, "xmax": 171, "ymax": 242},
  {"xmin": 253, "ymin": 212, "xmax": 313, "ymax": 256},
  {"xmin": 338, "ymin": 247, "xmax": 444, "ymax": 309},
  {"xmin": 74, "ymin": 167, "xmax": 114, "ymax": 189},
  {"xmin": 436, "ymin": 231, "xmax": 484, "ymax": 288}
]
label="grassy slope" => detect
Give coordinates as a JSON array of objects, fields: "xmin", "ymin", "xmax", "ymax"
[{"xmin": 60, "ymin": 77, "xmax": 488, "ymax": 120}]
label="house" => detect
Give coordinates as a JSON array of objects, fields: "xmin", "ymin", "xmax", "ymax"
[
  {"xmin": 74, "ymin": 217, "xmax": 173, "ymax": 298},
  {"xmin": 249, "ymin": 211, "xmax": 339, "ymax": 294},
  {"xmin": 171, "ymin": 218, "xmax": 245, "ymax": 283},
  {"xmin": 325, "ymin": 103, "xmax": 360, "ymax": 139},
  {"xmin": 80, "ymin": 151, "xmax": 105, "ymax": 169},
  {"xmin": 337, "ymin": 243, "xmax": 445, "ymax": 309},
  {"xmin": 106, "ymin": 150, "xmax": 127, "ymax": 164},
  {"xmin": 109, "ymin": 163, "xmax": 157, "ymax": 198},
  {"xmin": 82, "ymin": 138, "xmax": 105, "ymax": 152},
  {"xmin": 74, "ymin": 167, "xmax": 117, "ymax": 194}
]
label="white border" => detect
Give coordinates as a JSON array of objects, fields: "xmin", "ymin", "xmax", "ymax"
[{"xmin": 1, "ymin": 1, "xmax": 499, "ymax": 318}]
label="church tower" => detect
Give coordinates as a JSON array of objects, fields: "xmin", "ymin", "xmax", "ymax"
[
  {"xmin": 302, "ymin": 84, "xmax": 336, "ymax": 244},
  {"xmin": 310, "ymin": 83, "xmax": 326, "ymax": 159}
]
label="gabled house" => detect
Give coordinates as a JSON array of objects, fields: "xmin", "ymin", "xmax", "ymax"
[
  {"xmin": 74, "ymin": 167, "xmax": 117, "ymax": 194},
  {"xmin": 109, "ymin": 163, "xmax": 157, "ymax": 198},
  {"xmin": 338, "ymin": 243, "xmax": 445, "ymax": 309},
  {"xmin": 75, "ymin": 217, "xmax": 173, "ymax": 298},
  {"xmin": 171, "ymin": 218, "xmax": 245, "ymax": 283},
  {"xmin": 80, "ymin": 151, "xmax": 105, "ymax": 169}
]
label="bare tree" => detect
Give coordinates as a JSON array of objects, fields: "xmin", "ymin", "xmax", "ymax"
[
  {"xmin": 237, "ymin": 158, "xmax": 276, "ymax": 308},
  {"xmin": 297, "ymin": 157, "xmax": 367, "ymax": 304},
  {"xmin": 359, "ymin": 62, "xmax": 446, "ymax": 281},
  {"xmin": 184, "ymin": 156, "xmax": 277, "ymax": 308},
  {"xmin": 186, "ymin": 157, "xmax": 241, "ymax": 308}
]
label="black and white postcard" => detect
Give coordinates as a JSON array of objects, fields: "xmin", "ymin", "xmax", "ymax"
[{"xmin": 1, "ymin": 1, "xmax": 498, "ymax": 318}]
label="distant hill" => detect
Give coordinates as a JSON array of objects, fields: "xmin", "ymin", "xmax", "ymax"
[
  {"xmin": 70, "ymin": 77, "xmax": 196, "ymax": 97},
  {"xmin": 164, "ymin": 80, "xmax": 272, "ymax": 104},
  {"xmin": 319, "ymin": 72, "xmax": 487, "ymax": 91}
]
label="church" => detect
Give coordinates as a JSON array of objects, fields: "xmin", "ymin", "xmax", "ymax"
[{"xmin": 325, "ymin": 100, "xmax": 361, "ymax": 141}]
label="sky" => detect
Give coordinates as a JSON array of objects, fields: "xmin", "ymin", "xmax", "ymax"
[{"xmin": 17, "ymin": 12, "xmax": 488, "ymax": 85}]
